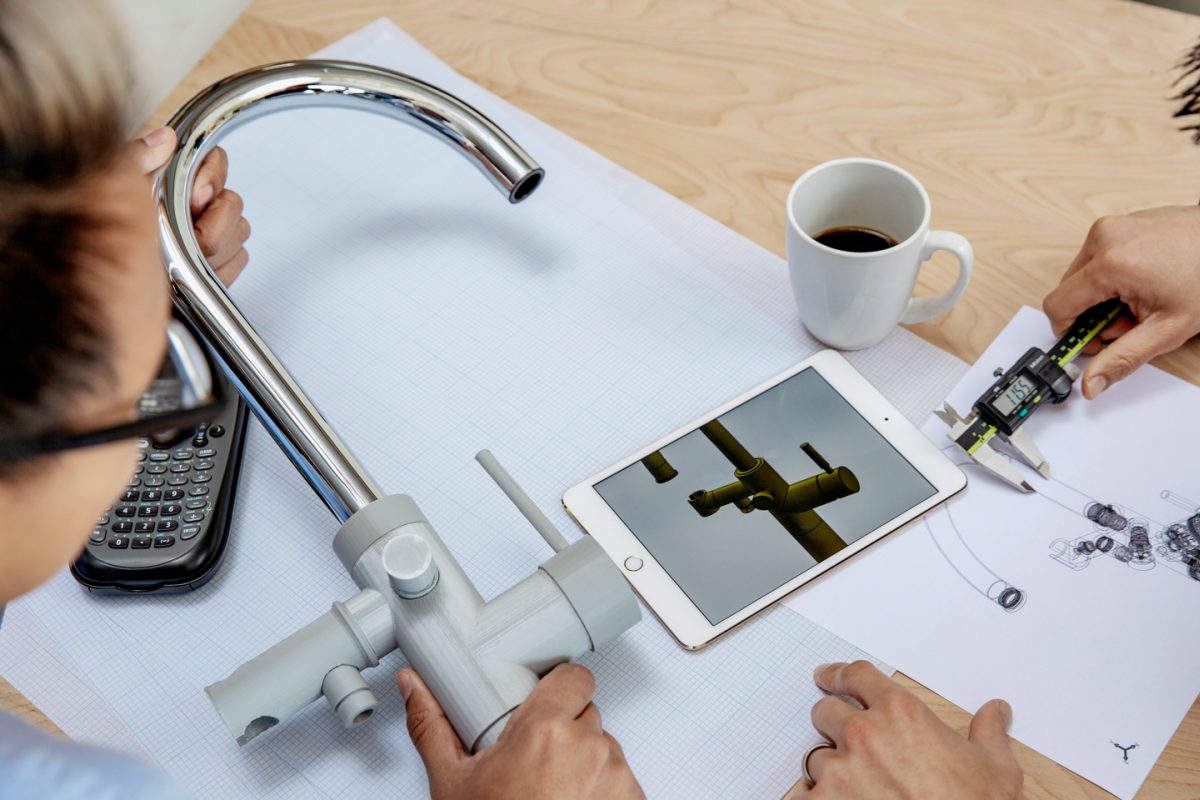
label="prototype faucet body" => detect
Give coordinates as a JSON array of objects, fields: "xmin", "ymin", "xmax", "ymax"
[{"xmin": 156, "ymin": 60, "xmax": 639, "ymax": 751}]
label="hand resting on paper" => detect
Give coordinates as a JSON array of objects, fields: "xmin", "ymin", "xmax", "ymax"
[
  {"xmin": 134, "ymin": 126, "xmax": 251, "ymax": 285},
  {"xmin": 398, "ymin": 663, "xmax": 645, "ymax": 800},
  {"xmin": 788, "ymin": 661, "xmax": 1022, "ymax": 799},
  {"xmin": 1044, "ymin": 206, "xmax": 1200, "ymax": 399}
]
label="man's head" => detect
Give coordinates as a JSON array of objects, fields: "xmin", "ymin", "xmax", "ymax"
[{"xmin": 0, "ymin": 0, "xmax": 172, "ymax": 600}]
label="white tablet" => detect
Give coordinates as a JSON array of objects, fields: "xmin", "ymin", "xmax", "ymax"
[{"xmin": 563, "ymin": 350, "xmax": 965, "ymax": 650}]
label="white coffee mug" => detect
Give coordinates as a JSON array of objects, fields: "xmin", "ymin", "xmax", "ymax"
[{"xmin": 785, "ymin": 158, "xmax": 972, "ymax": 350}]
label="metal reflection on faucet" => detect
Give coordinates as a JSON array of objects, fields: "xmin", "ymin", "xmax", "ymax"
[{"xmin": 155, "ymin": 60, "xmax": 637, "ymax": 752}]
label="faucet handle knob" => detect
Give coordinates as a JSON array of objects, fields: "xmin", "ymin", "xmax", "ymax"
[{"xmin": 383, "ymin": 532, "xmax": 439, "ymax": 598}]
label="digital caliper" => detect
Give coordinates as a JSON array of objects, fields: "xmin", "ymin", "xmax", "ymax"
[{"xmin": 936, "ymin": 298, "xmax": 1128, "ymax": 492}]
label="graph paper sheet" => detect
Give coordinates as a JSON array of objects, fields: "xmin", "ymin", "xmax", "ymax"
[
  {"xmin": 0, "ymin": 19, "xmax": 967, "ymax": 799},
  {"xmin": 789, "ymin": 307, "xmax": 1200, "ymax": 800}
]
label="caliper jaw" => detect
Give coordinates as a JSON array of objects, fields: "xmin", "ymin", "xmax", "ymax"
[{"xmin": 935, "ymin": 404, "xmax": 1038, "ymax": 493}]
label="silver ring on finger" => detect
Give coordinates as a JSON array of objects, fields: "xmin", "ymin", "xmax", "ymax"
[{"xmin": 802, "ymin": 740, "xmax": 835, "ymax": 787}]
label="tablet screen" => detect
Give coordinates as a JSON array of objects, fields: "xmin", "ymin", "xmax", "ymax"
[{"xmin": 594, "ymin": 367, "xmax": 935, "ymax": 624}]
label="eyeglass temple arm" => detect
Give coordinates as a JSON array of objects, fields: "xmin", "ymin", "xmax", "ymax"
[{"xmin": 154, "ymin": 60, "xmax": 544, "ymax": 522}]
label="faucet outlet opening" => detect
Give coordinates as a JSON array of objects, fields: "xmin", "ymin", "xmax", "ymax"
[{"xmin": 510, "ymin": 169, "xmax": 544, "ymax": 203}]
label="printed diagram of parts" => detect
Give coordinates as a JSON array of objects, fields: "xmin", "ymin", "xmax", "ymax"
[
  {"xmin": 640, "ymin": 419, "xmax": 861, "ymax": 561},
  {"xmin": 925, "ymin": 502, "xmax": 1027, "ymax": 613},
  {"xmin": 1049, "ymin": 491, "xmax": 1200, "ymax": 582}
]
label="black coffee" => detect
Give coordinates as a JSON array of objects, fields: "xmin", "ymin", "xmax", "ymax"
[{"xmin": 814, "ymin": 225, "xmax": 897, "ymax": 253}]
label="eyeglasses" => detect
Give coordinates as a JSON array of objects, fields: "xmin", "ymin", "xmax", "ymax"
[{"xmin": 0, "ymin": 319, "xmax": 224, "ymax": 464}]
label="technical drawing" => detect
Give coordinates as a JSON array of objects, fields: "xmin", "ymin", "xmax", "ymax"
[
  {"xmin": 641, "ymin": 420, "xmax": 861, "ymax": 561},
  {"xmin": 929, "ymin": 444, "xmax": 1199, "ymax": 615},
  {"xmin": 1111, "ymin": 742, "xmax": 1137, "ymax": 764},
  {"xmin": 925, "ymin": 501, "xmax": 1026, "ymax": 612}
]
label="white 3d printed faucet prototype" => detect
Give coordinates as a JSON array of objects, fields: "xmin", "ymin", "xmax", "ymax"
[{"xmin": 154, "ymin": 60, "xmax": 640, "ymax": 752}]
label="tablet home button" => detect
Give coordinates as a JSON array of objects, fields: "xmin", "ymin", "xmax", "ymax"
[{"xmin": 623, "ymin": 556, "xmax": 643, "ymax": 572}]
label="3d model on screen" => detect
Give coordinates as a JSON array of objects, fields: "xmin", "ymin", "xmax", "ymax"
[
  {"xmin": 157, "ymin": 61, "xmax": 640, "ymax": 753},
  {"xmin": 640, "ymin": 419, "xmax": 860, "ymax": 561}
]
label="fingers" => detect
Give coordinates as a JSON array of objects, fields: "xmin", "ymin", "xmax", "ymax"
[
  {"xmin": 1042, "ymin": 262, "xmax": 1114, "ymax": 337},
  {"xmin": 191, "ymin": 147, "xmax": 229, "ymax": 215},
  {"xmin": 213, "ymin": 247, "xmax": 249, "ymax": 287},
  {"xmin": 1081, "ymin": 314, "xmax": 1192, "ymax": 397},
  {"xmin": 968, "ymin": 699, "xmax": 1015, "ymax": 760},
  {"xmin": 804, "ymin": 743, "xmax": 836, "ymax": 785},
  {"xmin": 810, "ymin": 695, "xmax": 856, "ymax": 743},
  {"xmin": 194, "ymin": 189, "xmax": 248, "ymax": 266},
  {"xmin": 396, "ymin": 668, "xmax": 467, "ymax": 775},
  {"xmin": 512, "ymin": 663, "xmax": 596, "ymax": 723},
  {"xmin": 1082, "ymin": 316, "xmax": 1135, "ymax": 356},
  {"xmin": 206, "ymin": 215, "xmax": 251, "ymax": 270},
  {"xmin": 577, "ymin": 701, "xmax": 602, "ymax": 732},
  {"xmin": 132, "ymin": 127, "xmax": 176, "ymax": 175},
  {"xmin": 813, "ymin": 661, "xmax": 895, "ymax": 708}
]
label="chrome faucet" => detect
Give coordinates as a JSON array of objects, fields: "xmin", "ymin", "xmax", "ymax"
[{"xmin": 156, "ymin": 60, "xmax": 639, "ymax": 751}]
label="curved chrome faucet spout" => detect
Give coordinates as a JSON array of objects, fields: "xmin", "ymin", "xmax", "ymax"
[{"xmin": 156, "ymin": 60, "xmax": 544, "ymax": 521}]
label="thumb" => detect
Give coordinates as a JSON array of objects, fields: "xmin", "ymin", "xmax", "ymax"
[
  {"xmin": 131, "ymin": 127, "xmax": 176, "ymax": 175},
  {"xmin": 968, "ymin": 699, "xmax": 1014, "ymax": 756},
  {"xmin": 1082, "ymin": 314, "xmax": 1190, "ymax": 398},
  {"xmin": 397, "ymin": 668, "xmax": 468, "ymax": 781}
]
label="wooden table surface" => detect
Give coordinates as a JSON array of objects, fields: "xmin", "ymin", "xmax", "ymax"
[{"xmin": 6, "ymin": 0, "xmax": 1200, "ymax": 797}]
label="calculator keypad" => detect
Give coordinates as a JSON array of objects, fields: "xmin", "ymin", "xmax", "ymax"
[{"xmin": 93, "ymin": 436, "xmax": 216, "ymax": 555}]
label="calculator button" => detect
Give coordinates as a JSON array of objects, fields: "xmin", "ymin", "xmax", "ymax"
[
  {"xmin": 172, "ymin": 448, "xmax": 194, "ymax": 460},
  {"xmin": 108, "ymin": 536, "xmax": 130, "ymax": 549},
  {"xmin": 188, "ymin": 485, "xmax": 209, "ymax": 497},
  {"xmin": 167, "ymin": 475, "xmax": 189, "ymax": 486},
  {"xmin": 135, "ymin": 520, "xmax": 156, "ymax": 534},
  {"xmin": 183, "ymin": 510, "xmax": 206, "ymax": 523},
  {"xmin": 146, "ymin": 464, "xmax": 167, "ymax": 475},
  {"xmin": 89, "ymin": 529, "xmax": 106, "ymax": 544},
  {"xmin": 140, "ymin": 490, "xmax": 162, "ymax": 502},
  {"xmin": 144, "ymin": 476, "xmax": 165, "ymax": 487},
  {"xmin": 157, "ymin": 520, "xmax": 179, "ymax": 532},
  {"xmin": 96, "ymin": 514, "xmax": 111, "ymax": 525},
  {"xmin": 149, "ymin": 451, "xmax": 170, "ymax": 462},
  {"xmin": 195, "ymin": 459, "xmax": 215, "ymax": 471},
  {"xmin": 184, "ymin": 499, "xmax": 207, "ymax": 510},
  {"xmin": 162, "ymin": 504, "xmax": 182, "ymax": 516},
  {"xmin": 196, "ymin": 448, "xmax": 216, "ymax": 458},
  {"xmin": 133, "ymin": 465, "xmax": 145, "ymax": 475},
  {"xmin": 136, "ymin": 452, "xmax": 147, "ymax": 462},
  {"xmin": 153, "ymin": 535, "xmax": 175, "ymax": 548},
  {"xmin": 163, "ymin": 489, "xmax": 185, "ymax": 501},
  {"xmin": 169, "ymin": 463, "xmax": 191, "ymax": 474},
  {"xmin": 121, "ymin": 490, "xmax": 139, "ymax": 503},
  {"xmin": 131, "ymin": 535, "xmax": 153, "ymax": 549},
  {"xmin": 192, "ymin": 472, "xmax": 212, "ymax": 484},
  {"xmin": 127, "ymin": 477, "xmax": 142, "ymax": 488},
  {"xmin": 115, "ymin": 505, "xmax": 136, "ymax": 517},
  {"xmin": 112, "ymin": 521, "xmax": 133, "ymax": 533},
  {"xmin": 137, "ymin": 505, "xmax": 159, "ymax": 517},
  {"xmin": 180, "ymin": 525, "xmax": 201, "ymax": 540},
  {"xmin": 209, "ymin": 425, "xmax": 225, "ymax": 438},
  {"xmin": 137, "ymin": 438, "xmax": 150, "ymax": 449}
]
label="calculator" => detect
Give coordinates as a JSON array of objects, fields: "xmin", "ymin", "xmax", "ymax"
[{"xmin": 71, "ymin": 371, "xmax": 249, "ymax": 593}]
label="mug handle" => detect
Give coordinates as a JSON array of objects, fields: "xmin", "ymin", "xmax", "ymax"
[{"xmin": 900, "ymin": 230, "xmax": 973, "ymax": 324}]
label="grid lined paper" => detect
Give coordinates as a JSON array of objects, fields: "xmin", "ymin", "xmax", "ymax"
[{"xmin": 0, "ymin": 20, "xmax": 967, "ymax": 800}]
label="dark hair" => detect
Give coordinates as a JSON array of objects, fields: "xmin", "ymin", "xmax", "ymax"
[{"xmin": 0, "ymin": 0, "xmax": 133, "ymax": 469}]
